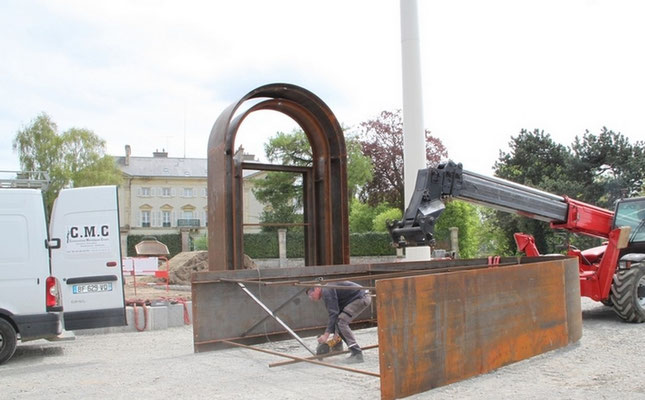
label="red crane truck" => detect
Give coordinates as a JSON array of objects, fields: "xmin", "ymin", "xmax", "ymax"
[{"xmin": 389, "ymin": 161, "xmax": 645, "ymax": 322}]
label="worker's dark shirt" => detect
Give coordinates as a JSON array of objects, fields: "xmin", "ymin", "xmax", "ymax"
[{"xmin": 322, "ymin": 281, "xmax": 365, "ymax": 333}]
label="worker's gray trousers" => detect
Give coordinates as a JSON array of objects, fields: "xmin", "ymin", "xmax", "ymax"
[{"xmin": 335, "ymin": 293, "xmax": 372, "ymax": 350}]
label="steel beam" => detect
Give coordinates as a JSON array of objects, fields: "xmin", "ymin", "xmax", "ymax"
[
  {"xmin": 221, "ymin": 340, "xmax": 379, "ymax": 378},
  {"xmin": 268, "ymin": 344, "xmax": 380, "ymax": 368}
]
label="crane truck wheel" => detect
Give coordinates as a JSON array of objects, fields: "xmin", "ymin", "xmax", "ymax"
[
  {"xmin": 610, "ymin": 264, "xmax": 645, "ymax": 323},
  {"xmin": 0, "ymin": 318, "xmax": 18, "ymax": 364}
]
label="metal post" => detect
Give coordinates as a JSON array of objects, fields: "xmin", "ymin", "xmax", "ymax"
[
  {"xmin": 449, "ymin": 227, "xmax": 459, "ymax": 258},
  {"xmin": 278, "ymin": 228, "xmax": 287, "ymax": 268},
  {"xmin": 401, "ymin": 0, "xmax": 430, "ymax": 261}
]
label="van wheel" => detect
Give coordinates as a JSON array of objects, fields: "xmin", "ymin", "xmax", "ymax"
[{"xmin": 0, "ymin": 318, "xmax": 18, "ymax": 364}]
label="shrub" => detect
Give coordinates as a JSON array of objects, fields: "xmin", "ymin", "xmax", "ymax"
[
  {"xmin": 372, "ymin": 208, "xmax": 402, "ymax": 232},
  {"xmin": 193, "ymin": 234, "xmax": 208, "ymax": 251}
]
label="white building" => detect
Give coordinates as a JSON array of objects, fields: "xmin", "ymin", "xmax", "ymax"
[{"xmin": 114, "ymin": 145, "xmax": 265, "ymax": 255}]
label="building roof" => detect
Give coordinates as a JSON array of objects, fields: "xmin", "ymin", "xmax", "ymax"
[
  {"xmin": 114, "ymin": 151, "xmax": 263, "ymax": 179},
  {"xmin": 115, "ymin": 156, "xmax": 208, "ymax": 178}
]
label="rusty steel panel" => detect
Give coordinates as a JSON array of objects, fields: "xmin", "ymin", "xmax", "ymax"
[
  {"xmin": 191, "ymin": 257, "xmax": 571, "ymax": 352},
  {"xmin": 563, "ymin": 257, "xmax": 583, "ymax": 343},
  {"xmin": 376, "ymin": 258, "xmax": 581, "ymax": 400},
  {"xmin": 192, "ymin": 264, "xmax": 376, "ymax": 352}
]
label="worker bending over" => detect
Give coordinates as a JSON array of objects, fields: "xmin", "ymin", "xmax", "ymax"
[{"xmin": 307, "ymin": 281, "xmax": 372, "ymax": 363}]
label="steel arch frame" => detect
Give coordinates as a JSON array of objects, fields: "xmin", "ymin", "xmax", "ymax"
[{"xmin": 207, "ymin": 83, "xmax": 349, "ymax": 270}]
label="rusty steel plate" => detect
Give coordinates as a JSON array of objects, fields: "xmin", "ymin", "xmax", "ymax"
[{"xmin": 376, "ymin": 257, "xmax": 581, "ymax": 400}]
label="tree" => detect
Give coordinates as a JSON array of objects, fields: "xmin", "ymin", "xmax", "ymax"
[
  {"xmin": 570, "ymin": 127, "xmax": 645, "ymax": 207},
  {"xmin": 12, "ymin": 113, "xmax": 65, "ymax": 208},
  {"xmin": 372, "ymin": 208, "xmax": 402, "ymax": 233},
  {"xmin": 477, "ymin": 207, "xmax": 511, "ymax": 256},
  {"xmin": 491, "ymin": 127, "xmax": 644, "ymax": 255},
  {"xmin": 494, "ymin": 129, "xmax": 576, "ymax": 191},
  {"xmin": 358, "ymin": 110, "xmax": 447, "ymax": 209},
  {"xmin": 346, "ymin": 137, "xmax": 373, "ymax": 200},
  {"xmin": 61, "ymin": 128, "xmax": 120, "ymax": 187},
  {"xmin": 262, "ymin": 128, "xmax": 372, "ymax": 199},
  {"xmin": 252, "ymin": 171, "xmax": 303, "ymax": 232},
  {"xmin": 492, "ymin": 129, "xmax": 590, "ymax": 254},
  {"xmin": 349, "ymin": 199, "xmax": 389, "ymax": 233},
  {"xmin": 12, "ymin": 113, "xmax": 122, "ymax": 210},
  {"xmin": 492, "ymin": 129, "xmax": 579, "ymax": 254},
  {"xmin": 434, "ymin": 200, "xmax": 481, "ymax": 258},
  {"xmin": 252, "ymin": 128, "xmax": 372, "ymax": 231}
]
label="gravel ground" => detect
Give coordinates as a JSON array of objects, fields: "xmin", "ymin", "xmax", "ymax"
[{"xmin": 2, "ymin": 298, "xmax": 644, "ymax": 400}]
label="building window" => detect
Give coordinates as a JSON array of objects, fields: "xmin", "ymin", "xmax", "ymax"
[
  {"xmin": 162, "ymin": 187, "xmax": 171, "ymax": 197},
  {"xmin": 141, "ymin": 187, "xmax": 151, "ymax": 197},
  {"xmin": 177, "ymin": 208, "xmax": 198, "ymax": 227},
  {"xmin": 183, "ymin": 188, "xmax": 193, "ymax": 198},
  {"xmin": 141, "ymin": 210, "xmax": 151, "ymax": 227},
  {"xmin": 162, "ymin": 211, "xmax": 171, "ymax": 227}
]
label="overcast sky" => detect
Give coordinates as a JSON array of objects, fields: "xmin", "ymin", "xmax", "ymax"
[{"xmin": 2, "ymin": 0, "xmax": 644, "ymax": 175}]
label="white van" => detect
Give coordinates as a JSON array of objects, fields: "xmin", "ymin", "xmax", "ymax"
[{"xmin": 0, "ymin": 180, "xmax": 126, "ymax": 364}]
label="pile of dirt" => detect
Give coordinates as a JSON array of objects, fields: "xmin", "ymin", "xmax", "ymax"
[
  {"xmin": 167, "ymin": 251, "xmax": 208, "ymax": 285},
  {"xmin": 168, "ymin": 251, "xmax": 257, "ymax": 285}
]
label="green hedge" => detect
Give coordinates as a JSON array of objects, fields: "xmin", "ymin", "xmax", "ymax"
[
  {"xmin": 129, "ymin": 231, "xmax": 397, "ymax": 259},
  {"xmin": 126, "ymin": 234, "xmax": 182, "ymax": 258},
  {"xmin": 349, "ymin": 232, "xmax": 397, "ymax": 256},
  {"xmin": 286, "ymin": 232, "xmax": 306, "ymax": 258},
  {"xmin": 241, "ymin": 231, "xmax": 395, "ymax": 258},
  {"xmin": 243, "ymin": 232, "xmax": 278, "ymax": 258},
  {"xmin": 240, "ymin": 232, "xmax": 306, "ymax": 258}
]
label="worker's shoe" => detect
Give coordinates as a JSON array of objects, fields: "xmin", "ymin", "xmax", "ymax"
[{"xmin": 346, "ymin": 346, "xmax": 364, "ymax": 363}]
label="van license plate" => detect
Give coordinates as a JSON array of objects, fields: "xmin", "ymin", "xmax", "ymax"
[{"xmin": 72, "ymin": 282, "xmax": 113, "ymax": 294}]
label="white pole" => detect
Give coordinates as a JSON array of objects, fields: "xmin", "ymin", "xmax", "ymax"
[{"xmin": 401, "ymin": 0, "xmax": 431, "ymax": 260}]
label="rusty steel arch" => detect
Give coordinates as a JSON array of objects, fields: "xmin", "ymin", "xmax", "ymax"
[{"xmin": 207, "ymin": 83, "xmax": 349, "ymax": 270}]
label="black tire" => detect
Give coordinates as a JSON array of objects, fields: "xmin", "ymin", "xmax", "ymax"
[
  {"xmin": 610, "ymin": 264, "xmax": 645, "ymax": 323},
  {"xmin": 0, "ymin": 318, "xmax": 18, "ymax": 365},
  {"xmin": 601, "ymin": 298, "xmax": 614, "ymax": 307}
]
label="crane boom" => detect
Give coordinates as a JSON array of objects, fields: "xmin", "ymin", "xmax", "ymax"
[
  {"xmin": 387, "ymin": 160, "xmax": 645, "ymax": 322},
  {"xmin": 389, "ymin": 161, "xmax": 613, "ymax": 247}
]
